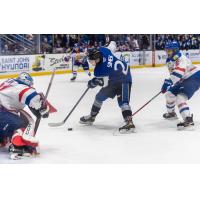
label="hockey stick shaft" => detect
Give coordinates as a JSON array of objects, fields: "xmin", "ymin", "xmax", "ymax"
[
  {"xmin": 63, "ymin": 87, "xmax": 90, "ymax": 123},
  {"xmin": 34, "ymin": 68, "xmax": 56, "ymax": 133},
  {"xmin": 132, "ymin": 91, "xmax": 162, "ymax": 117},
  {"xmin": 48, "ymin": 87, "xmax": 90, "ymax": 127}
]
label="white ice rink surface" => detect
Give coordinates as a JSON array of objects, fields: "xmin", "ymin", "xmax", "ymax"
[{"xmin": 1, "ymin": 67, "xmax": 200, "ymax": 163}]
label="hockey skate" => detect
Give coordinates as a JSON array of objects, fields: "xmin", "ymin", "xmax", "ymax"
[
  {"xmin": 163, "ymin": 111, "xmax": 178, "ymax": 120},
  {"xmin": 8, "ymin": 144, "xmax": 38, "ymax": 160},
  {"xmin": 177, "ymin": 115, "xmax": 194, "ymax": 131},
  {"xmin": 118, "ymin": 120, "xmax": 136, "ymax": 134},
  {"xmin": 79, "ymin": 115, "xmax": 96, "ymax": 125},
  {"xmin": 70, "ymin": 76, "xmax": 77, "ymax": 81}
]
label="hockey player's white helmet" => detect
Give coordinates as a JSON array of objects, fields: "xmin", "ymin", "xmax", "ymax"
[{"xmin": 17, "ymin": 72, "xmax": 34, "ymax": 86}]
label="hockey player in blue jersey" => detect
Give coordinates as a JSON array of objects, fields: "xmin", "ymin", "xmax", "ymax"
[
  {"xmin": 80, "ymin": 41, "xmax": 135, "ymax": 133},
  {"xmin": 161, "ymin": 41, "xmax": 200, "ymax": 130}
]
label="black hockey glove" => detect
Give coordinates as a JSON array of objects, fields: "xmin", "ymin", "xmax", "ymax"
[{"xmin": 88, "ymin": 78, "xmax": 104, "ymax": 88}]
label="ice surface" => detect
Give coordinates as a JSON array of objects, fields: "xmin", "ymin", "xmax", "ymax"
[{"xmin": 1, "ymin": 67, "xmax": 200, "ymax": 163}]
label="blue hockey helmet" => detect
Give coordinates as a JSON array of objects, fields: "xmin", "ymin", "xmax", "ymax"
[
  {"xmin": 17, "ymin": 72, "xmax": 34, "ymax": 86},
  {"xmin": 165, "ymin": 41, "xmax": 180, "ymax": 58}
]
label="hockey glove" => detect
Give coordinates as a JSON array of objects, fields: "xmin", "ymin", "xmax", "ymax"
[
  {"xmin": 161, "ymin": 79, "xmax": 173, "ymax": 93},
  {"xmin": 29, "ymin": 107, "xmax": 40, "ymax": 118},
  {"xmin": 38, "ymin": 93, "xmax": 49, "ymax": 118},
  {"xmin": 29, "ymin": 93, "xmax": 50, "ymax": 118},
  {"xmin": 88, "ymin": 78, "xmax": 104, "ymax": 88},
  {"xmin": 29, "ymin": 104, "xmax": 49, "ymax": 119}
]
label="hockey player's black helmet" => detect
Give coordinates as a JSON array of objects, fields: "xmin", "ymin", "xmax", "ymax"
[{"xmin": 88, "ymin": 49, "xmax": 103, "ymax": 64}]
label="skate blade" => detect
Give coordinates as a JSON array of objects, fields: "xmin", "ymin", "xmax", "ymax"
[
  {"xmin": 114, "ymin": 128, "xmax": 137, "ymax": 136},
  {"xmin": 79, "ymin": 120, "xmax": 93, "ymax": 126},
  {"xmin": 10, "ymin": 153, "xmax": 22, "ymax": 160},
  {"xmin": 164, "ymin": 116, "xmax": 178, "ymax": 121},
  {"xmin": 9, "ymin": 152, "xmax": 40, "ymax": 160},
  {"xmin": 177, "ymin": 125, "xmax": 195, "ymax": 131}
]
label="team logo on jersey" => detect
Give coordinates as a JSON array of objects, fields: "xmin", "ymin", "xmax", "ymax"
[
  {"xmin": 172, "ymin": 53, "xmax": 181, "ymax": 61},
  {"xmin": 120, "ymin": 53, "xmax": 130, "ymax": 65}
]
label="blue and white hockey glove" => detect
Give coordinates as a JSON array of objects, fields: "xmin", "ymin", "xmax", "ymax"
[
  {"xmin": 88, "ymin": 78, "xmax": 104, "ymax": 88},
  {"xmin": 161, "ymin": 79, "xmax": 173, "ymax": 93}
]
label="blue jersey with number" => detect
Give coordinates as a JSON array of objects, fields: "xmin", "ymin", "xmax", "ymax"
[{"xmin": 94, "ymin": 47, "xmax": 132, "ymax": 83}]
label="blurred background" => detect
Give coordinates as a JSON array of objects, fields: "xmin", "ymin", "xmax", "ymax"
[{"xmin": 0, "ymin": 34, "xmax": 200, "ymax": 55}]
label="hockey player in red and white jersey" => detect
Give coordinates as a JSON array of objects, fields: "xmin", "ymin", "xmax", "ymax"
[
  {"xmin": 161, "ymin": 41, "xmax": 200, "ymax": 130},
  {"xmin": 0, "ymin": 72, "xmax": 49, "ymax": 159},
  {"xmin": 66, "ymin": 44, "xmax": 91, "ymax": 81}
]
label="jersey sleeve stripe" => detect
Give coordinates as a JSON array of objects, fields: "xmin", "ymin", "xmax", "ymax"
[
  {"xmin": 25, "ymin": 92, "xmax": 38, "ymax": 106},
  {"xmin": 175, "ymin": 67, "xmax": 186, "ymax": 72},
  {"xmin": 178, "ymin": 102, "xmax": 187, "ymax": 108},
  {"xmin": 179, "ymin": 107, "xmax": 189, "ymax": 113},
  {"xmin": 171, "ymin": 71, "xmax": 183, "ymax": 79},
  {"xmin": 19, "ymin": 88, "xmax": 30, "ymax": 102},
  {"xmin": 189, "ymin": 67, "xmax": 197, "ymax": 72}
]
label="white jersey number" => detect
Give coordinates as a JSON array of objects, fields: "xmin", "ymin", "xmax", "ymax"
[{"xmin": 114, "ymin": 60, "xmax": 129, "ymax": 75}]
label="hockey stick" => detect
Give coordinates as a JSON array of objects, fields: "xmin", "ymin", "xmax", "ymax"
[
  {"xmin": 34, "ymin": 68, "xmax": 56, "ymax": 134},
  {"xmin": 48, "ymin": 87, "xmax": 90, "ymax": 127},
  {"xmin": 132, "ymin": 91, "xmax": 162, "ymax": 117},
  {"xmin": 132, "ymin": 80, "xmax": 183, "ymax": 118}
]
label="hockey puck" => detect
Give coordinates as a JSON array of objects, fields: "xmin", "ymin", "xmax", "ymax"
[{"xmin": 68, "ymin": 128, "xmax": 73, "ymax": 131}]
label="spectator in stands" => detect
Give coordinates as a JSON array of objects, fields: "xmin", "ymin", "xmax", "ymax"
[
  {"xmin": 141, "ymin": 35, "xmax": 150, "ymax": 50},
  {"xmin": 1, "ymin": 34, "xmax": 200, "ymax": 55},
  {"xmin": 41, "ymin": 36, "xmax": 53, "ymax": 53},
  {"xmin": 131, "ymin": 37, "xmax": 140, "ymax": 51},
  {"xmin": 155, "ymin": 34, "xmax": 200, "ymax": 50}
]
